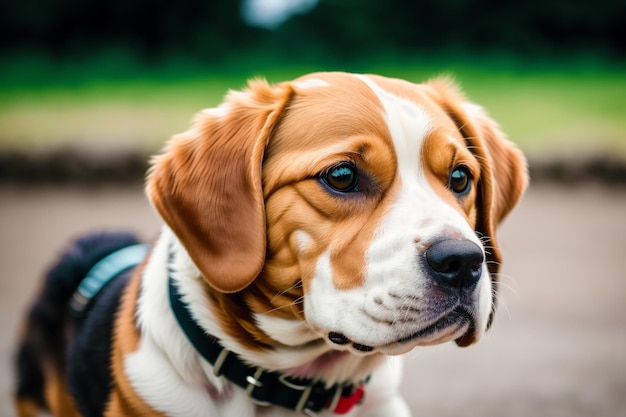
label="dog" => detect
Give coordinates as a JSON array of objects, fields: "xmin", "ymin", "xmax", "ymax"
[{"xmin": 14, "ymin": 72, "xmax": 527, "ymax": 417}]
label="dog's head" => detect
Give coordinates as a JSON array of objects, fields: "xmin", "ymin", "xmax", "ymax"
[{"xmin": 147, "ymin": 72, "xmax": 527, "ymax": 355}]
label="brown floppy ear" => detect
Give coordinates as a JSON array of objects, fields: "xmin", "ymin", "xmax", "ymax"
[
  {"xmin": 146, "ymin": 80, "xmax": 294, "ymax": 293},
  {"xmin": 426, "ymin": 78, "xmax": 528, "ymax": 274},
  {"xmin": 463, "ymin": 103, "xmax": 528, "ymax": 229}
]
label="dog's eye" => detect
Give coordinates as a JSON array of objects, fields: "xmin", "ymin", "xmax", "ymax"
[
  {"xmin": 321, "ymin": 162, "xmax": 358, "ymax": 192},
  {"xmin": 449, "ymin": 166, "xmax": 471, "ymax": 195}
]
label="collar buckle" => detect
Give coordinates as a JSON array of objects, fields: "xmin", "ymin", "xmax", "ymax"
[{"xmin": 245, "ymin": 367, "xmax": 272, "ymax": 407}]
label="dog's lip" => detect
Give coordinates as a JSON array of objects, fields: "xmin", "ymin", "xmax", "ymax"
[
  {"xmin": 394, "ymin": 307, "xmax": 474, "ymax": 345},
  {"xmin": 325, "ymin": 307, "xmax": 475, "ymax": 354}
]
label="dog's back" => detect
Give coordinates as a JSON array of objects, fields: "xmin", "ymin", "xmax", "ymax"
[{"xmin": 14, "ymin": 232, "xmax": 140, "ymax": 417}]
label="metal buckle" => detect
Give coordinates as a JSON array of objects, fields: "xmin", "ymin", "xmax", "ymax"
[
  {"xmin": 278, "ymin": 375, "xmax": 316, "ymax": 415},
  {"xmin": 245, "ymin": 368, "xmax": 271, "ymax": 406},
  {"xmin": 68, "ymin": 291, "xmax": 89, "ymax": 314}
]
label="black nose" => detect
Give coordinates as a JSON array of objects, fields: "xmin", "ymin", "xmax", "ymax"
[{"xmin": 425, "ymin": 240, "xmax": 484, "ymax": 290}]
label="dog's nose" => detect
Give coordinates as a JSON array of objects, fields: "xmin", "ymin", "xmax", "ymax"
[{"xmin": 425, "ymin": 240, "xmax": 484, "ymax": 290}]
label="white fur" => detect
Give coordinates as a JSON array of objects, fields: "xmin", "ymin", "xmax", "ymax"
[
  {"xmin": 293, "ymin": 78, "xmax": 330, "ymax": 89},
  {"xmin": 201, "ymin": 103, "xmax": 231, "ymax": 119}
]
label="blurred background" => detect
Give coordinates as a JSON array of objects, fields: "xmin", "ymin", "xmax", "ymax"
[
  {"xmin": 1, "ymin": 1, "xmax": 626, "ymax": 416},
  {"xmin": 1, "ymin": 0, "xmax": 625, "ymax": 166}
]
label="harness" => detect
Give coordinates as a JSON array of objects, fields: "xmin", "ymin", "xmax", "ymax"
[{"xmin": 69, "ymin": 244, "xmax": 150, "ymax": 317}]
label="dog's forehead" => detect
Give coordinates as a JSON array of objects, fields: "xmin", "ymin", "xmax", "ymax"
[
  {"xmin": 292, "ymin": 72, "xmax": 430, "ymax": 108},
  {"xmin": 289, "ymin": 72, "xmax": 460, "ymax": 144},
  {"xmin": 264, "ymin": 73, "xmax": 395, "ymax": 178},
  {"xmin": 272, "ymin": 72, "xmax": 461, "ymax": 168},
  {"xmin": 289, "ymin": 72, "xmax": 389, "ymax": 121},
  {"xmin": 263, "ymin": 72, "xmax": 469, "ymax": 198}
]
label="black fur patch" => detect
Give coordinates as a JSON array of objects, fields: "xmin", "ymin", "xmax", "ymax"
[
  {"xmin": 67, "ymin": 269, "xmax": 133, "ymax": 416},
  {"xmin": 15, "ymin": 231, "xmax": 141, "ymax": 414}
]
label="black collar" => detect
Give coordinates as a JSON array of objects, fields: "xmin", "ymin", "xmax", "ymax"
[{"xmin": 168, "ymin": 276, "xmax": 367, "ymax": 415}]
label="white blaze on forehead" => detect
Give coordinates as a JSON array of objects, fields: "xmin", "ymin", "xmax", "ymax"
[
  {"xmin": 354, "ymin": 74, "xmax": 482, "ymax": 273},
  {"xmin": 293, "ymin": 78, "xmax": 330, "ymax": 89},
  {"xmin": 352, "ymin": 74, "xmax": 431, "ymax": 178},
  {"xmin": 353, "ymin": 74, "xmax": 462, "ymax": 225}
]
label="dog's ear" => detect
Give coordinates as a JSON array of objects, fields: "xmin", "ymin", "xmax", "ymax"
[
  {"xmin": 426, "ymin": 78, "xmax": 528, "ymax": 274},
  {"xmin": 147, "ymin": 80, "xmax": 294, "ymax": 293}
]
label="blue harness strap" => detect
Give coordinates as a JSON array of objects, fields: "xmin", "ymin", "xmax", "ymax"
[{"xmin": 69, "ymin": 244, "xmax": 151, "ymax": 316}]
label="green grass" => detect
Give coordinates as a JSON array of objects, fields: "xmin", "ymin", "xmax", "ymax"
[{"xmin": 1, "ymin": 52, "xmax": 625, "ymax": 157}]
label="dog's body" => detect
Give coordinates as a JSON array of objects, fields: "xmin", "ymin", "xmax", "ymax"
[{"xmin": 15, "ymin": 72, "xmax": 527, "ymax": 417}]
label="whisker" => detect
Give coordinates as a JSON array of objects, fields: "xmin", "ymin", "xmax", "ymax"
[
  {"xmin": 270, "ymin": 280, "xmax": 303, "ymax": 304},
  {"xmin": 493, "ymin": 281, "xmax": 520, "ymax": 299},
  {"xmin": 263, "ymin": 296, "xmax": 305, "ymax": 315},
  {"xmin": 464, "ymin": 144, "xmax": 490, "ymax": 163},
  {"xmin": 493, "ymin": 272, "xmax": 520, "ymax": 294},
  {"xmin": 456, "ymin": 120, "xmax": 468, "ymax": 132},
  {"xmin": 493, "ymin": 289, "xmax": 513, "ymax": 321}
]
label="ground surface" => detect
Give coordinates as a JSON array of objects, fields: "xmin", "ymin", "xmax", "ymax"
[{"xmin": 0, "ymin": 183, "xmax": 625, "ymax": 417}]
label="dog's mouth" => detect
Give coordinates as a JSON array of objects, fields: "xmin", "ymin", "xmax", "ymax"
[
  {"xmin": 396, "ymin": 307, "xmax": 475, "ymax": 346},
  {"xmin": 327, "ymin": 307, "xmax": 476, "ymax": 354}
]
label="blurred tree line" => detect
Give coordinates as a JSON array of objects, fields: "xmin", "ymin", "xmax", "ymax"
[{"xmin": 1, "ymin": 0, "xmax": 624, "ymax": 63}]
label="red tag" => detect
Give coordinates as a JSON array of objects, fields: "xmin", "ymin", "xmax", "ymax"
[{"xmin": 332, "ymin": 385, "xmax": 365, "ymax": 414}]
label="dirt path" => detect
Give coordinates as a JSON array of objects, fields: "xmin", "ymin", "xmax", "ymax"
[{"xmin": 1, "ymin": 184, "xmax": 625, "ymax": 416}]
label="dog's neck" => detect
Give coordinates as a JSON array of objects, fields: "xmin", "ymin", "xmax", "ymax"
[
  {"xmin": 168, "ymin": 270, "xmax": 376, "ymax": 414},
  {"xmin": 153, "ymin": 226, "xmax": 383, "ymax": 386},
  {"xmin": 126, "ymin": 226, "xmax": 387, "ymax": 415}
]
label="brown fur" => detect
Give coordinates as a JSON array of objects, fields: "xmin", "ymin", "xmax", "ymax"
[
  {"xmin": 41, "ymin": 360, "xmax": 81, "ymax": 417},
  {"xmin": 147, "ymin": 80, "xmax": 295, "ymax": 294},
  {"xmin": 14, "ymin": 398, "xmax": 40, "ymax": 417}
]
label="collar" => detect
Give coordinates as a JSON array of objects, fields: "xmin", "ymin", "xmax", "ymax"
[{"xmin": 168, "ymin": 276, "xmax": 367, "ymax": 415}]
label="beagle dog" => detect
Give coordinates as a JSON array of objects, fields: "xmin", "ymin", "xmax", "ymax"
[{"xmin": 15, "ymin": 72, "xmax": 527, "ymax": 417}]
